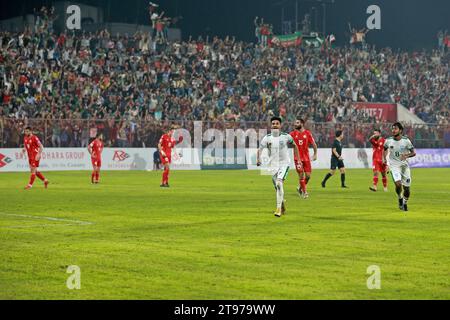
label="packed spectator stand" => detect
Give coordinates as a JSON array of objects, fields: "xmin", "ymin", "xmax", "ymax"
[{"xmin": 1, "ymin": 10, "xmax": 449, "ymax": 149}]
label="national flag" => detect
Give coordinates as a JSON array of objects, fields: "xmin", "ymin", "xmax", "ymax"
[{"xmin": 271, "ymin": 32, "xmax": 303, "ymax": 48}]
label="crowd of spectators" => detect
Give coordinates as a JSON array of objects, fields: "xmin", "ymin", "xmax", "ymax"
[{"xmin": 0, "ymin": 21, "xmax": 449, "ymax": 148}]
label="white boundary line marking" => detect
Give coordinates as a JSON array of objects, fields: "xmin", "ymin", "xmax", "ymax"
[{"xmin": 0, "ymin": 213, "xmax": 94, "ymax": 228}]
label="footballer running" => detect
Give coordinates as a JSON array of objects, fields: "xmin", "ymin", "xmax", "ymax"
[
  {"xmin": 257, "ymin": 117, "xmax": 301, "ymax": 218},
  {"xmin": 383, "ymin": 122, "xmax": 416, "ymax": 212}
]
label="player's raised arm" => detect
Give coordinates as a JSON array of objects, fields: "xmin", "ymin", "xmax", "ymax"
[{"xmin": 173, "ymin": 136, "xmax": 184, "ymax": 159}]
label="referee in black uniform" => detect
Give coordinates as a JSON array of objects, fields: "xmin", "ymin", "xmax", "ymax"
[{"xmin": 321, "ymin": 130, "xmax": 348, "ymax": 188}]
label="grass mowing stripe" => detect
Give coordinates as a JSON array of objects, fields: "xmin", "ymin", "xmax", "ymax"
[{"xmin": 0, "ymin": 213, "xmax": 94, "ymax": 226}]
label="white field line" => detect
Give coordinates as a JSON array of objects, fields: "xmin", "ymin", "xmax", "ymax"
[{"xmin": 0, "ymin": 213, "xmax": 94, "ymax": 228}]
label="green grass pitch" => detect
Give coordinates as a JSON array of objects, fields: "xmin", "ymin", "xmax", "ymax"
[{"xmin": 0, "ymin": 169, "xmax": 449, "ymax": 300}]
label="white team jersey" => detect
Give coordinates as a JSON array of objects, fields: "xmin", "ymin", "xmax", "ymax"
[
  {"xmin": 384, "ymin": 136, "xmax": 415, "ymax": 168},
  {"xmin": 260, "ymin": 132, "xmax": 294, "ymax": 167}
]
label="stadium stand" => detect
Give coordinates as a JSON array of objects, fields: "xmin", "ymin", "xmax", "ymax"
[{"xmin": 0, "ymin": 24, "xmax": 449, "ymax": 148}]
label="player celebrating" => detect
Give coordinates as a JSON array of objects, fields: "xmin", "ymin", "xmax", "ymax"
[
  {"xmin": 257, "ymin": 117, "xmax": 300, "ymax": 218},
  {"xmin": 383, "ymin": 123, "xmax": 416, "ymax": 212},
  {"xmin": 321, "ymin": 130, "xmax": 348, "ymax": 189},
  {"xmin": 158, "ymin": 126, "xmax": 183, "ymax": 188},
  {"xmin": 23, "ymin": 127, "xmax": 49, "ymax": 190},
  {"xmin": 290, "ymin": 119, "xmax": 318, "ymax": 199},
  {"xmin": 369, "ymin": 129, "xmax": 388, "ymax": 192},
  {"xmin": 88, "ymin": 133, "xmax": 104, "ymax": 184}
]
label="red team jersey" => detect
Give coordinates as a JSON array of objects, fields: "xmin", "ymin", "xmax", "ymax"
[
  {"xmin": 159, "ymin": 134, "xmax": 177, "ymax": 164},
  {"xmin": 89, "ymin": 139, "xmax": 104, "ymax": 167},
  {"xmin": 24, "ymin": 135, "xmax": 42, "ymax": 168},
  {"xmin": 290, "ymin": 130, "xmax": 315, "ymax": 162},
  {"xmin": 370, "ymin": 137, "xmax": 387, "ymax": 172},
  {"xmin": 290, "ymin": 130, "xmax": 316, "ymax": 173}
]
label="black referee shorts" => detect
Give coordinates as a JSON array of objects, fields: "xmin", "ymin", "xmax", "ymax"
[{"xmin": 331, "ymin": 158, "xmax": 345, "ymax": 170}]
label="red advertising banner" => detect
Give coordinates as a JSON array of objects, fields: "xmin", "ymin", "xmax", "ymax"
[{"xmin": 354, "ymin": 103, "xmax": 398, "ymax": 122}]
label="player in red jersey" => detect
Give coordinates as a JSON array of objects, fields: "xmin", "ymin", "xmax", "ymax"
[
  {"xmin": 22, "ymin": 127, "xmax": 49, "ymax": 190},
  {"xmin": 369, "ymin": 129, "xmax": 388, "ymax": 192},
  {"xmin": 88, "ymin": 133, "xmax": 104, "ymax": 184},
  {"xmin": 290, "ymin": 119, "xmax": 318, "ymax": 198},
  {"xmin": 158, "ymin": 126, "xmax": 183, "ymax": 188}
]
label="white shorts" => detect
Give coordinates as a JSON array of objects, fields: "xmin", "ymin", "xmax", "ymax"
[
  {"xmin": 271, "ymin": 166, "xmax": 290, "ymax": 181},
  {"xmin": 390, "ymin": 165, "xmax": 412, "ymax": 187}
]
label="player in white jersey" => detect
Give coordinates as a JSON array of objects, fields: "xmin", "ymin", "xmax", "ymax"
[
  {"xmin": 257, "ymin": 117, "xmax": 301, "ymax": 218},
  {"xmin": 383, "ymin": 122, "xmax": 416, "ymax": 212}
]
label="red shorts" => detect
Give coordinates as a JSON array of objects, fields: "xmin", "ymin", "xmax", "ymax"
[
  {"xmin": 29, "ymin": 158, "xmax": 40, "ymax": 168},
  {"xmin": 373, "ymin": 160, "xmax": 387, "ymax": 173},
  {"xmin": 92, "ymin": 158, "xmax": 102, "ymax": 168},
  {"xmin": 295, "ymin": 160, "xmax": 312, "ymax": 174},
  {"xmin": 160, "ymin": 155, "xmax": 171, "ymax": 166}
]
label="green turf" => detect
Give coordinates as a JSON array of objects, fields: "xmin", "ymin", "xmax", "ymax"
[{"xmin": 0, "ymin": 169, "xmax": 449, "ymax": 300}]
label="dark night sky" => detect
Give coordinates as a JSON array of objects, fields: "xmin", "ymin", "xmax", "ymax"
[{"xmin": 1, "ymin": 0, "xmax": 449, "ymax": 50}]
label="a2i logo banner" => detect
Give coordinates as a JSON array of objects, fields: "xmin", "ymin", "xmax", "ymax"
[
  {"xmin": 0, "ymin": 153, "xmax": 13, "ymax": 168},
  {"xmin": 112, "ymin": 151, "xmax": 131, "ymax": 162}
]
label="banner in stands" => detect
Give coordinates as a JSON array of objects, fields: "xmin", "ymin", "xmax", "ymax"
[
  {"xmin": 354, "ymin": 103, "xmax": 398, "ymax": 122},
  {"xmin": 271, "ymin": 32, "xmax": 325, "ymax": 49},
  {"xmin": 1, "ymin": 148, "xmax": 448, "ymax": 172},
  {"xmin": 409, "ymin": 149, "xmax": 450, "ymax": 168},
  {"xmin": 271, "ymin": 32, "xmax": 303, "ymax": 48}
]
